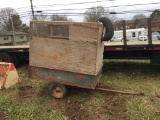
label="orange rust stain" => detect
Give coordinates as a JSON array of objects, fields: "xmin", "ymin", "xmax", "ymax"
[
  {"xmin": 65, "ymin": 47, "xmax": 72, "ymax": 54},
  {"xmin": 53, "ymin": 55, "xmax": 58, "ymax": 61},
  {"xmin": 59, "ymin": 52, "xmax": 64, "ymax": 57},
  {"xmin": 39, "ymin": 48, "xmax": 44, "ymax": 57},
  {"xmin": 42, "ymin": 49, "xmax": 44, "ymax": 56}
]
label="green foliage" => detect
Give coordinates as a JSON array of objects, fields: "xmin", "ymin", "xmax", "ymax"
[
  {"xmin": 0, "ymin": 7, "xmax": 29, "ymax": 32},
  {"xmin": 6, "ymin": 14, "xmax": 29, "ymax": 32},
  {"xmin": 150, "ymin": 9, "xmax": 160, "ymax": 20},
  {"xmin": 6, "ymin": 14, "xmax": 22, "ymax": 31}
]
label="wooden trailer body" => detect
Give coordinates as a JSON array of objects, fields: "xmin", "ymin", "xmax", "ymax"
[{"xmin": 29, "ymin": 21, "xmax": 104, "ymax": 89}]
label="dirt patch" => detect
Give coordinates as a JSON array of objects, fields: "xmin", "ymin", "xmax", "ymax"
[
  {"xmin": 64, "ymin": 100, "xmax": 100, "ymax": 120},
  {"xmin": 17, "ymin": 86, "xmax": 37, "ymax": 101},
  {"xmin": 0, "ymin": 111, "xmax": 9, "ymax": 120},
  {"xmin": 39, "ymin": 87, "xmax": 102, "ymax": 119},
  {"xmin": 18, "ymin": 85, "xmax": 33, "ymax": 91},
  {"xmin": 16, "ymin": 84, "xmax": 130, "ymax": 120},
  {"xmin": 96, "ymin": 84, "xmax": 130, "ymax": 120},
  {"xmin": 105, "ymin": 95, "xmax": 130, "ymax": 120}
]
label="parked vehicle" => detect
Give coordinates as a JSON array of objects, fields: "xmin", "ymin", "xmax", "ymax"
[{"xmin": 111, "ymin": 28, "xmax": 160, "ymax": 42}]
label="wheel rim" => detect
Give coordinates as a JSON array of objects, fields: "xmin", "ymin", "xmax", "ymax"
[{"xmin": 52, "ymin": 86, "xmax": 63, "ymax": 98}]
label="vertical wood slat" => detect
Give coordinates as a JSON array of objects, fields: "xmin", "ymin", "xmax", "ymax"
[
  {"xmin": 29, "ymin": 22, "xmax": 33, "ymax": 39},
  {"xmin": 147, "ymin": 18, "xmax": 152, "ymax": 46},
  {"xmin": 122, "ymin": 20, "xmax": 127, "ymax": 46},
  {"xmin": 50, "ymin": 25, "xmax": 53, "ymax": 39}
]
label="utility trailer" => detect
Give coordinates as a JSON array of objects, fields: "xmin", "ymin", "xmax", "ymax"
[
  {"xmin": 104, "ymin": 18, "xmax": 160, "ymax": 64},
  {"xmin": 28, "ymin": 17, "xmax": 114, "ymax": 98},
  {"xmin": 0, "ymin": 32, "xmax": 29, "ymax": 67}
]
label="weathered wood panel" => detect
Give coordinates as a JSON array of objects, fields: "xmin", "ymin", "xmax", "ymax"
[
  {"xmin": 69, "ymin": 24, "xmax": 100, "ymax": 42},
  {"xmin": 30, "ymin": 22, "xmax": 104, "ymax": 75},
  {"xmin": 30, "ymin": 37, "xmax": 98, "ymax": 75},
  {"xmin": 96, "ymin": 41, "xmax": 104, "ymax": 74}
]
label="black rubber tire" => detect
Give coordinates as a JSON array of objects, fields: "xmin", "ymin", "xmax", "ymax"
[
  {"xmin": 0, "ymin": 53, "xmax": 14, "ymax": 63},
  {"xmin": 98, "ymin": 17, "xmax": 114, "ymax": 41},
  {"xmin": 51, "ymin": 83, "xmax": 67, "ymax": 99},
  {"xmin": 11, "ymin": 54, "xmax": 19, "ymax": 67}
]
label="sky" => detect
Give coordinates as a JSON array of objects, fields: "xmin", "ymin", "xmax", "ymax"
[{"xmin": 0, "ymin": 0, "xmax": 160, "ymax": 24}]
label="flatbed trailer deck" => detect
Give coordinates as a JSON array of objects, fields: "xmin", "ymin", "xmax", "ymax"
[
  {"xmin": 0, "ymin": 45, "xmax": 29, "ymax": 51},
  {"xmin": 103, "ymin": 18, "xmax": 160, "ymax": 64}
]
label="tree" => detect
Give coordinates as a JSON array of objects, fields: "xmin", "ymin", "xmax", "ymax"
[
  {"xmin": 84, "ymin": 6, "xmax": 117, "ymax": 22},
  {"xmin": 6, "ymin": 14, "xmax": 22, "ymax": 31},
  {"xmin": 50, "ymin": 14, "xmax": 72, "ymax": 21},
  {"xmin": 132, "ymin": 14, "xmax": 147, "ymax": 28},
  {"xmin": 150, "ymin": 9, "xmax": 160, "ymax": 20},
  {"xmin": 5, "ymin": 14, "xmax": 29, "ymax": 32},
  {"xmin": 21, "ymin": 23, "xmax": 29, "ymax": 33},
  {"xmin": 0, "ymin": 7, "xmax": 17, "ymax": 30},
  {"xmin": 34, "ymin": 13, "xmax": 50, "ymax": 21},
  {"xmin": 132, "ymin": 14, "xmax": 147, "ymax": 22},
  {"xmin": 0, "ymin": 7, "xmax": 29, "ymax": 32},
  {"xmin": 114, "ymin": 19, "xmax": 123, "ymax": 30}
]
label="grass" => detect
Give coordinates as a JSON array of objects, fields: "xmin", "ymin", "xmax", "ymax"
[{"xmin": 0, "ymin": 60, "xmax": 160, "ymax": 120}]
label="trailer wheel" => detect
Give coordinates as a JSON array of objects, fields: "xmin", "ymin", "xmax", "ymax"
[
  {"xmin": 98, "ymin": 17, "xmax": 114, "ymax": 41},
  {"xmin": 0, "ymin": 53, "xmax": 13, "ymax": 63},
  {"xmin": 51, "ymin": 83, "xmax": 67, "ymax": 99}
]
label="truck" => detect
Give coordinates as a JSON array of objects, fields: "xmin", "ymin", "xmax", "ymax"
[{"xmin": 0, "ymin": 31, "xmax": 29, "ymax": 67}]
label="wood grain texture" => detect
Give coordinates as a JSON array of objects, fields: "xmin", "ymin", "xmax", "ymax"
[{"xmin": 30, "ymin": 22, "xmax": 104, "ymax": 75}]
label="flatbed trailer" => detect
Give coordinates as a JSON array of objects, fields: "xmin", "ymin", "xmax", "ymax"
[
  {"xmin": 0, "ymin": 45, "xmax": 29, "ymax": 66},
  {"xmin": 1, "ymin": 18, "xmax": 160, "ymax": 67},
  {"xmin": 103, "ymin": 18, "xmax": 160, "ymax": 64}
]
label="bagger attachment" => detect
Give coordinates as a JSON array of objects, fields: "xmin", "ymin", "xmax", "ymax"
[{"xmin": 0, "ymin": 62, "xmax": 20, "ymax": 90}]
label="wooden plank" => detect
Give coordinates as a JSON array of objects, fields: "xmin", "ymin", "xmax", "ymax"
[
  {"xmin": 30, "ymin": 37, "xmax": 97, "ymax": 75},
  {"xmin": 69, "ymin": 24, "xmax": 100, "ymax": 42},
  {"xmin": 0, "ymin": 45, "xmax": 29, "ymax": 49},
  {"xmin": 29, "ymin": 22, "xmax": 33, "ymax": 39},
  {"xmin": 95, "ymin": 25, "xmax": 104, "ymax": 74},
  {"xmin": 51, "ymin": 36, "xmax": 69, "ymax": 39},
  {"xmin": 30, "ymin": 20, "xmax": 101, "ymax": 26}
]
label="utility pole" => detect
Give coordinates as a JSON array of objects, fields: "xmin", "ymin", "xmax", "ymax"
[
  {"xmin": 10, "ymin": 15, "xmax": 16, "ymax": 45},
  {"xmin": 30, "ymin": 0, "xmax": 35, "ymax": 20}
]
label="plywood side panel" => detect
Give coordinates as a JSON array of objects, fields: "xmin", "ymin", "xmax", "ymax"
[
  {"xmin": 30, "ymin": 37, "xmax": 97, "ymax": 75},
  {"xmin": 95, "ymin": 25, "xmax": 104, "ymax": 74},
  {"xmin": 95, "ymin": 42, "xmax": 104, "ymax": 74},
  {"xmin": 69, "ymin": 24, "xmax": 99, "ymax": 42}
]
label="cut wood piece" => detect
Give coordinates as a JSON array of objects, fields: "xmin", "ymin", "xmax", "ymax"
[{"xmin": 96, "ymin": 87, "xmax": 144, "ymax": 95}]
